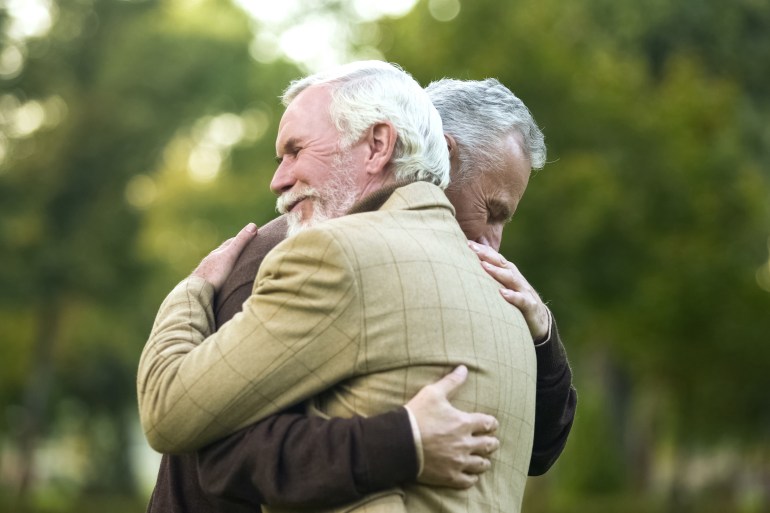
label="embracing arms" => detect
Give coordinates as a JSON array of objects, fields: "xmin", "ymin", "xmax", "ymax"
[{"xmin": 468, "ymin": 240, "xmax": 577, "ymax": 475}]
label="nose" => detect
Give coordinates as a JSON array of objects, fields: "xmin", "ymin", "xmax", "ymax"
[{"xmin": 270, "ymin": 162, "xmax": 295, "ymax": 195}]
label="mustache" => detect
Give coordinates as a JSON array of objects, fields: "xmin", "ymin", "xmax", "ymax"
[{"xmin": 276, "ymin": 187, "xmax": 319, "ymax": 215}]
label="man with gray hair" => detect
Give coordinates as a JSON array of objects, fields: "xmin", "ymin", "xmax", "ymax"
[
  {"xmin": 138, "ymin": 63, "xmax": 549, "ymax": 512},
  {"xmin": 432, "ymin": 78, "xmax": 576, "ymax": 476},
  {"xmin": 432, "ymin": 78, "xmax": 553, "ymax": 338}
]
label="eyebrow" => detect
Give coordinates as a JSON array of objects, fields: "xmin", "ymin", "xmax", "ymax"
[
  {"xmin": 275, "ymin": 137, "xmax": 301, "ymax": 162},
  {"xmin": 278, "ymin": 137, "xmax": 300, "ymax": 155}
]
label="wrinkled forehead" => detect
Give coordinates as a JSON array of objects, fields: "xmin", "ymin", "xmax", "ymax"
[
  {"xmin": 483, "ymin": 133, "xmax": 532, "ymax": 212},
  {"xmin": 279, "ymin": 85, "xmax": 334, "ymax": 128},
  {"xmin": 276, "ymin": 85, "xmax": 337, "ymax": 151}
]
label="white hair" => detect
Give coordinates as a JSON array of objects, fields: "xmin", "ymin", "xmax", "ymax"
[
  {"xmin": 425, "ymin": 78, "xmax": 546, "ymax": 185},
  {"xmin": 282, "ymin": 61, "xmax": 450, "ymax": 188}
]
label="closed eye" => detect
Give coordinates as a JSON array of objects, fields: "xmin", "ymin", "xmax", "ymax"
[
  {"xmin": 275, "ymin": 148, "xmax": 301, "ymax": 166},
  {"xmin": 487, "ymin": 199, "xmax": 513, "ymax": 225},
  {"xmin": 276, "ymin": 137, "xmax": 302, "ymax": 165}
]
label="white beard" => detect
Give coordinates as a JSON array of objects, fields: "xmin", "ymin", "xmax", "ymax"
[{"xmin": 277, "ymin": 152, "xmax": 359, "ymax": 238}]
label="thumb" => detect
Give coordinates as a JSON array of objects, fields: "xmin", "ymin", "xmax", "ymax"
[
  {"xmin": 431, "ymin": 365, "xmax": 468, "ymax": 399},
  {"xmin": 228, "ymin": 223, "xmax": 258, "ymax": 254}
]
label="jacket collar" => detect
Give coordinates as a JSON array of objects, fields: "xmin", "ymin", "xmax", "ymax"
[{"xmin": 346, "ymin": 180, "xmax": 455, "ymax": 217}]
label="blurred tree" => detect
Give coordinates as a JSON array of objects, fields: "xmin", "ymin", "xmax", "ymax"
[
  {"xmin": 0, "ymin": 0, "xmax": 297, "ymax": 502},
  {"xmin": 377, "ymin": 0, "xmax": 770, "ymax": 500},
  {"xmin": 1, "ymin": 0, "xmax": 769, "ymax": 510}
]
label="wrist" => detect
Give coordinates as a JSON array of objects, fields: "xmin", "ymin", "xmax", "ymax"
[
  {"xmin": 533, "ymin": 308, "xmax": 553, "ymax": 346},
  {"xmin": 404, "ymin": 405, "xmax": 425, "ymax": 477}
]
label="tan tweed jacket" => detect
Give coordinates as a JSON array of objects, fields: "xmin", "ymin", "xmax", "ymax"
[{"xmin": 137, "ymin": 181, "xmax": 536, "ymax": 512}]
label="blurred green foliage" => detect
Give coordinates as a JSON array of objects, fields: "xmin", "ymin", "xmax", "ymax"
[{"xmin": 1, "ymin": 0, "xmax": 768, "ymax": 511}]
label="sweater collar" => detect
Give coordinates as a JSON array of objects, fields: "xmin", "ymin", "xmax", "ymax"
[{"xmin": 346, "ymin": 180, "xmax": 455, "ymax": 216}]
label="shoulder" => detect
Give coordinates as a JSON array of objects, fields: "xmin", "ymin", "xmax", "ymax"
[{"xmin": 257, "ymin": 224, "xmax": 357, "ymax": 286}]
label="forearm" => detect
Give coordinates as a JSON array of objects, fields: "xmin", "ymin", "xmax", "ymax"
[
  {"xmin": 138, "ymin": 277, "xmax": 329, "ymax": 453},
  {"xmin": 138, "ymin": 233, "xmax": 361, "ymax": 453},
  {"xmin": 137, "ymin": 277, "xmax": 220, "ymax": 452},
  {"xmin": 197, "ymin": 408, "xmax": 418, "ymax": 507},
  {"xmin": 529, "ymin": 315, "xmax": 577, "ymax": 475}
]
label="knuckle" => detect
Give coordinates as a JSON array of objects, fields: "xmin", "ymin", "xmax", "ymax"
[{"xmin": 455, "ymin": 475, "xmax": 472, "ymax": 489}]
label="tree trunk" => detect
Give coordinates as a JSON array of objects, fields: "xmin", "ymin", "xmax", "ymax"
[{"xmin": 15, "ymin": 298, "xmax": 61, "ymax": 500}]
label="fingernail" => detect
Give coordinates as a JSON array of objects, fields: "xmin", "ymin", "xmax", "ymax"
[
  {"xmin": 468, "ymin": 241, "xmax": 480, "ymax": 252},
  {"xmin": 245, "ymin": 223, "xmax": 257, "ymax": 233}
]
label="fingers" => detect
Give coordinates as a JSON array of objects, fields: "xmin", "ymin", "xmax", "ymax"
[
  {"xmin": 468, "ymin": 240, "xmax": 511, "ymax": 268},
  {"xmin": 468, "ymin": 433, "xmax": 500, "ymax": 456},
  {"xmin": 229, "ymin": 223, "xmax": 258, "ymax": 253},
  {"xmin": 481, "ymin": 261, "xmax": 525, "ymax": 291},
  {"xmin": 214, "ymin": 236, "xmax": 236, "ymax": 251},
  {"xmin": 466, "ymin": 412, "xmax": 499, "ymax": 434},
  {"xmin": 499, "ymin": 288, "xmax": 533, "ymax": 310},
  {"xmin": 212, "ymin": 224, "xmax": 257, "ymax": 254},
  {"xmin": 447, "ymin": 456, "xmax": 493, "ymax": 489},
  {"xmin": 468, "ymin": 239, "xmax": 551, "ymax": 340},
  {"xmin": 464, "ymin": 455, "xmax": 493, "ymax": 475},
  {"xmin": 429, "ymin": 365, "xmax": 468, "ymax": 399},
  {"xmin": 469, "ymin": 241, "xmax": 527, "ymax": 291},
  {"xmin": 191, "ymin": 223, "xmax": 258, "ymax": 291},
  {"xmin": 449, "ymin": 472, "xmax": 479, "ymax": 490}
]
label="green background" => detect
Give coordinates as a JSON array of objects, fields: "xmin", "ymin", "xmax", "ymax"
[{"xmin": 1, "ymin": 0, "xmax": 769, "ymax": 511}]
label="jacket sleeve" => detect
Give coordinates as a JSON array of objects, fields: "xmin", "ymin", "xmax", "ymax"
[
  {"xmin": 196, "ymin": 407, "xmax": 418, "ymax": 507},
  {"xmin": 137, "ymin": 229, "xmax": 362, "ymax": 453},
  {"xmin": 528, "ymin": 313, "xmax": 577, "ymax": 475}
]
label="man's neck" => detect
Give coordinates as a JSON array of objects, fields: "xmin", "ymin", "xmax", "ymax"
[{"xmin": 346, "ymin": 180, "xmax": 416, "ymax": 215}]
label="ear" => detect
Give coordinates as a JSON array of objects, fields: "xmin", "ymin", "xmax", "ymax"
[
  {"xmin": 445, "ymin": 133, "xmax": 457, "ymax": 159},
  {"xmin": 445, "ymin": 133, "xmax": 461, "ymax": 181},
  {"xmin": 363, "ymin": 121, "xmax": 397, "ymax": 176}
]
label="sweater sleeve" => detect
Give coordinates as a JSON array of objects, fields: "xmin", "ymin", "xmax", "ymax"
[
  {"xmin": 529, "ymin": 313, "xmax": 577, "ymax": 476},
  {"xmin": 196, "ymin": 407, "xmax": 417, "ymax": 507}
]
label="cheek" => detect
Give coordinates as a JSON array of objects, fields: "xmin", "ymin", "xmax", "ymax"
[
  {"xmin": 299, "ymin": 154, "xmax": 336, "ymax": 184},
  {"xmin": 457, "ymin": 217, "xmax": 485, "ymax": 241}
]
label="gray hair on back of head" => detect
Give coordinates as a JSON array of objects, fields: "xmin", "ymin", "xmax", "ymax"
[
  {"xmin": 282, "ymin": 61, "xmax": 450, "ymax": 188},
  {"xmin": 425, "ymin": 78, "xmax": 546, "ymax": 185}
]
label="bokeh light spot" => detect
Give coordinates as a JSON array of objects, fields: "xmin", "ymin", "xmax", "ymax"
[
  {"xmin": 125, "ymin": 174, "xmax": 158, "ymax": 209},
  {"xmin": 428, "ymin": 0, "xmax": 461, "ymax": 22}
]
